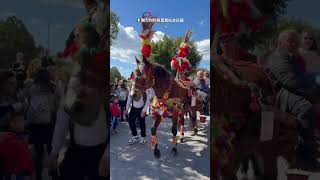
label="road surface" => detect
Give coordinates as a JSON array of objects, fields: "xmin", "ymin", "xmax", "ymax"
[{"xmin": 110, "ymin": 115, "xmax": 210, "ymax": 180}]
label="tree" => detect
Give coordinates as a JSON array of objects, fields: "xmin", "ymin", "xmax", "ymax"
[
  {"xmin": 110, "ymin": 66, "xmax": 122, "ymax": 82},
  {"xmin": 110, "ymin": 11, "xmax": 120, "ymax": 45},
  {"xmin": 0, "ymin": 16, "xmax": 39, "ymax": 68},
  {"xmin": 150, "ymin": 35, "xmax": 202, "ymax": 75},
  {"xmin": 252, "ymin": 17, "xmax": 320, "ymax": 55},
  {"xmin": 238, "ymin": 0, "xmax": 292, "ymax": 50}
]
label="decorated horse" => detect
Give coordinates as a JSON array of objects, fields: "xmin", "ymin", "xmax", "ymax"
[
  {"xmin": 212, "ymin": 52, "xmax": 302, "ymax": 180},
  {"xmin": 211, "ymin": 0, "xmax": 304, "ymax": 179},
  {"xmin": 60, "ymin": 0, "xmax": 108, "ymax": 126},
  {"xmin": 129, "ymin": 13, "xmax": 207, "ymax": 158}
]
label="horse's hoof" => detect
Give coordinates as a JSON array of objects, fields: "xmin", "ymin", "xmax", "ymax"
[
  {"xmin": 171, "ymin": 147, "xmax": 177, "ymax": 156},
  {"xmin": 154, "ymin": 149, "xmax": 161, "ymax": 159}
]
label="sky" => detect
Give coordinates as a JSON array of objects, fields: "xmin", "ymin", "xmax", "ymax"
[
  {"xmin": 286, "ymin": 0, "xmax": 320, "ymax": 27},
  {"xmin": 0, "ymin": 0, "xmax": 85, "ymax": 54},
  {"xmin": 0, "ymin": 0, "xmax": 319, "ymax": 77},
  {"xmin": 110, "ymin": 0, "xmax": 211, "ymax": 78}
]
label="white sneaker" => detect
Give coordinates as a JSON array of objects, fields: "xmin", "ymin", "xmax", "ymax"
[
  {"xmin": 140, "ymin": 137, "xmax": 146, "ymax": 144},
  {"xmin": 128, "ymin": 136, "xmax": 139, "ymax": 145}
]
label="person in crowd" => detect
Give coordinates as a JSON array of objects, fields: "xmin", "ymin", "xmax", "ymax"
[
  {"xmin": 12, "ymin": 52, "xmax": 27, "ymax": 91},
  {"xmin": 267, "ymin": 29, "xmax": 320, "ymax": 171},
  {"xmin": 126, "ymin": 87, "xmax": 150, "ymax": 145},
  {"xmin": 25, "ymin": 59, "xmax": 42, "ymax": 85},
  {"xmin": 203, "ymin": 71, "xmax": 210, "ymax": 88},
  {"xmin": 118, "ymin": 82, "xmax": 129, "ymax": 122},
  {"xmin": 0, "ymin": 111, "xmax": 35, "ymax": 180},
  {"xmin": 24, "ymin": 69, "xmax": 57, "ymax": 180},
  {"xmin": 0, "ymin": 70, "xmax": 24, "ymax": 119},
  {"xmin": 47, "ymin": 21, "xmax": 108, "ymax": 180},
  {"xmin": 300, "ymin": 30, "xmax": 320, "ymax": 75},
  {"xmin": 146, "ymin": 87, "xmax": 155, "ymax": 116},
  {"xmin": 193, "ymin": 70, "xmax": 209, "ymax": 115},
  {"xmin": 110, "ymin": 97, "xmax": 121, "ymax": 134},
  {"xmin": 219, "ymin": 33, "xmax": 257, "ymax": 63}
]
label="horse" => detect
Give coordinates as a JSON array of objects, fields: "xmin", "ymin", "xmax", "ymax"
[
  {"xmin": 131, "ymin": 56, "xmax": 206, "ymax": 158},
  {"xmin": 212, "ymin": 54, "xmax": 301, "ymax": 180},
  {"xmin": 63, "ymin": 0, "xmax": 108, "ymax": 127}
]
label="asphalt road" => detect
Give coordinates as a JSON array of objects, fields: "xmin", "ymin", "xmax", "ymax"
[{"xmin": 110, "ymin": 115, "xmax": 210, "ymax": 180}]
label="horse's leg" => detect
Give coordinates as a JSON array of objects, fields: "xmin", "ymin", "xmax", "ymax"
[
  {"xmin": 179, "ymin": 110, "xmax": 185, "ymax": 142},
  {"xmin": 190, "ymin": 108, "xmax": 198, "ymax": 136},
  {"xmin": 151, "ymin": 112, "xmax": 162, "ymax": 158},
  {"xmin": 171, "ymin": 111, "xmax": 179, "ymax": 155}
]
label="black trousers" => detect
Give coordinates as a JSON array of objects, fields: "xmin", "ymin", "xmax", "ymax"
[
  {"xmin": 128, "ymin": 107, "xmax": 146, "ymax": 137},
  {"xmin": 28, "ymin": 123, "xmax": 54, "ymax": 180},
  {"xmin": 59, "ymin": 143, "xmax": 107, "ymax": 180},
  {"xmin": 119, "ymin": 100, "xmax": 127, "ymax": 121}
]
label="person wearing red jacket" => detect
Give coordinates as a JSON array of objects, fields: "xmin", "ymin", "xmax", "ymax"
[
  {"xmin": 110, "ymin": 98, "xmax": 121, "ymax": 134},
  {"xmin": 0, "ymin": 112, "xmax": 35, "ymax": 180}
]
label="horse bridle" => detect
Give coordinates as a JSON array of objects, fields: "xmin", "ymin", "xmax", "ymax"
[{"xmin": 142, "ymin": 65, "xmax": 173, "ymax": 100}]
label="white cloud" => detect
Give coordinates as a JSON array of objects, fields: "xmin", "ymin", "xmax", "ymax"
[
  {"xmin": 111, "ymin": 23, "xmax": 210, "ymax": 65},
  {"xmin": 195, "ymin": 39, "xmax": 210, "ymax": 61},
  {"xmin": 199, "ymin": 19, "xmax": 207, "ymax": 26},
  {"xmin": 31, "ymin": 18, "xmax": 41, "ymax": 24},
  {"xmin": 110, "ymin": 23, "xmax": 140, "ymax": 64},
  {"xmin": 152, "ymin": 31, "xmax": 166, "ymax": 43},
  {"xmin": 111, "ymin": 23, "xmax": 167, "ymax": 64}
]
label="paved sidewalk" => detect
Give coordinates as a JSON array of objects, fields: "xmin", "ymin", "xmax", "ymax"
[{"xmin": 110, "ymin": 115, "xmax": 210, "ymax": 180}]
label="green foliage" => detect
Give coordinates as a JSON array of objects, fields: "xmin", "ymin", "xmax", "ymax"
[
  {"xmin": 150, "ymin": 35, "xmax": 202, "ymax": 75},
  {"xmin": 0, "ymin": 16, "xmax": 40, "ymax": 68},
  {"xmin": 238, "ymin": 0, "xmax": 291, "ymax": 50},
  {"xmin": 252, "ymin": 18, "xmax": 320, "ymax": 55},
  {"xmin": 110, "ymin": 11, "xmax": 120, "ymax": 45},
  {"xmin": 110, "ymin": 66, "xmax": 122, "ymax": 82}
]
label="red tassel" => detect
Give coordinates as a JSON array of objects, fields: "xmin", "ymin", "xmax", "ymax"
[
  {"xmin": 62, "ymin": 42, "xmax": 79, "ymax": 58},
  {"xmin": 129, "ymin": 72, "xmax": 135, "ymax": 80},
  {"xmin": 178, "ymin": 46, "xmax": 189, "ymax": 58},
  {"xmin": 141, "ymin": 44, "xmax": 151, "ymax": 58}
]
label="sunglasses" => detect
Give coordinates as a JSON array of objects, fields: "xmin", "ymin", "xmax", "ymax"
[{"xmin": 304, "ymin": 37, "xmax": 313, "ymax": 40}]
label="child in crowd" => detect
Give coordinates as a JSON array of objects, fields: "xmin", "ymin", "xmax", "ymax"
[
  {"xmin": 110, "ymin": 97, "xmax": 121, "ymax": 135},
  {"xmin": 0, "ymin": 111, "xmax": 35, "ymax": 180}
]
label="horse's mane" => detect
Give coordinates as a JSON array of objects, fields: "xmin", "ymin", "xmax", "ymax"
[{"xmin": 151, "ymin": 63, "xmax": 173, "ymax": 87}]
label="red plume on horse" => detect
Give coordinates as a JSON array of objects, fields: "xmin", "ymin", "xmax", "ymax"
[
  {"xmin": 130, "ymin": 12, "xmax": 206, "ymax": 159},
  {"xmin": 62, "ymin": 0, "xmax": 108, "ymax": 126},
  {"xmin": 170, "ymin": 30, "xmax": 192, "ymax": 81}
]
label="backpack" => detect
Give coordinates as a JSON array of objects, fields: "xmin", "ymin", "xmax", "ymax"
[{"xmin": 26, "ymin": 86, "xmax": 53, "ymax": 124}]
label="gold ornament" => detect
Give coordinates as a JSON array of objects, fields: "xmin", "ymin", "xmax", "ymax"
[{"xmin": 163, "ymin": 92, "xmax": 169, "ymax": 100}]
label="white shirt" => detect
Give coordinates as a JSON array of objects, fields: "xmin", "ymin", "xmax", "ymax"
[
  {"xmin": 118, "ymin": 88, "xmax": 128, "ymax": 101},
  {"xmin": 204, "ymin": 77, "xmax": 210, "ymax": 88},
  {"xmin": 146, "ymin": 88, "xmax": 155, "ymax": 100},
  {"xmin": 126, "ymin": 93, "xmax": 150, "ymax": 113},
  {"xmin": 51, "ymin": 107, "xmax": 107, "ymax": 154}
]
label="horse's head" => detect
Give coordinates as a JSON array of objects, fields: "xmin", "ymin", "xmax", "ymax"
[
  {"xmin": 81, "ymin": 0, "xmax": 108, "ymax": 49},
  {"xmin": 93, "ymin": 3, "xmax": 108, "ymax": 46},
  {"xmin": 130, "ymin": 56, "xmax": 155, "ymax": 94}
]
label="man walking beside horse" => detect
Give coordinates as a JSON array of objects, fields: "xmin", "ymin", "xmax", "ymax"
[{"xmin": 267, "ymin": 29, "xmax": 320, "ymax": 171}]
